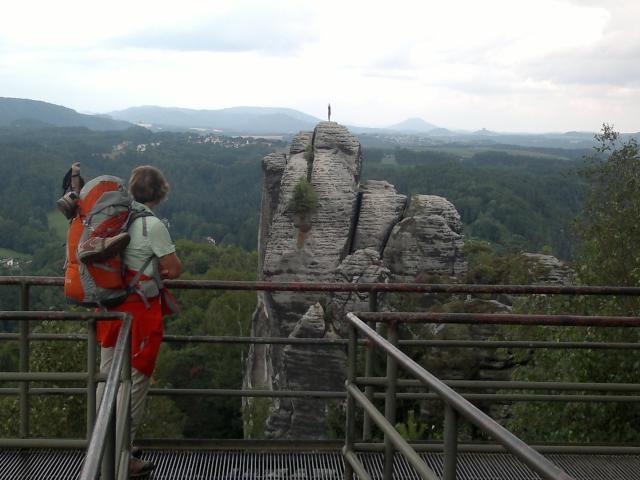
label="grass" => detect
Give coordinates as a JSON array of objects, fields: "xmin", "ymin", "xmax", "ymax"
[
  {"xmin": 381, "ymin": 154, "xmax": 398, "ymax": 165},
  {"xmin": 0, "ymin": 247, "xmax": 30, "ymax": 259}
]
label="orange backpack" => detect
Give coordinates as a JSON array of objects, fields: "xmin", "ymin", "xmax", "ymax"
[{"xmin": 64, "ymin": 175, "xmax": 152, "ymax": 307}]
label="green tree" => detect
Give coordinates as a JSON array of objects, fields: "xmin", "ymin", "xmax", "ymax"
[
  {"xmin": 507, "ymin": 125, "xmax": 640, "ymax": 443},
  {"xmin": 287, "ymin": 177, "xmax": 319, "ymax": 216},
  {"xmin": 577, "ymin": 124, "xmax": 640, "ymax": 288}
]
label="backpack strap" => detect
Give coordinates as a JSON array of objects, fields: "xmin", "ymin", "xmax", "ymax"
[
  {"xmin": 124, "ymin": 207, "xmax": 154, "ymax": 232},
  {"xmin": 124, "ymin": 213, "xmax": 164, "ymax": 308},
  {"xmin": 138, "ymin": 215, "xmax": 163, "ymax": 289},
  {"xmin": 126, "ymin": 256, "xmax": 157, "ymax": 308}
]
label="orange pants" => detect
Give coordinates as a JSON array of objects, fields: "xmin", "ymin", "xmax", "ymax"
[{"xmin": 96, "ymin": 295, "xmax": 163, "ymax": 378}]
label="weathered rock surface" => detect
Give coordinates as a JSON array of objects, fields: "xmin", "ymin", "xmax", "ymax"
[
  {"xmin": 258, "ymin": 153, "xmax": 286, "ymax": 272},
  {"xmin": 353, "ymin": 181, "xmax": 407, "ymax": 253},
  {"xmin": 330, "ymin": 248, "xmax": 391, "ymax": 335},
  {"xmin": 522, "ymin": 253, "xmax": 574, "ymax": 285},
  {"xmin": 264, "ymin": 303, "xmax": 346, "ymax": 439},
  {"xmin": 383, "ymin": 194, "xmax": 467, "ymax": 281}
]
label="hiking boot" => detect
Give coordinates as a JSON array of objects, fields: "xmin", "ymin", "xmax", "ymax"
[
  {"xmin": 56, "ymin": 191, "xmax": 79, "ymax": 219},
  {"xmin": 77, "ymin": 232, "xmax": 130, "ymax": 264},
  {"xmin": 129, "ymin": 456, "xmax": 155, "ymax": 477}
]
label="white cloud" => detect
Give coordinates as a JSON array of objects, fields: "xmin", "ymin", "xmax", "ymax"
[{"xmin": 0, "ymin": 0, "xmax": 638, "ymax": 132}]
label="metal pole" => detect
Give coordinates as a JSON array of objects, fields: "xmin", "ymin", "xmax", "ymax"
[
  {"xmin": 344, "ymin": 322, "xmax": 358, "ymax": 480},
  {"xmin": 123, "ymin": 331, "xmax": 132, "ymax": 470},
  {"xmin": 443, "ymin": 404, "xmax": 458, "ymax": 480},
  {"xmin": 87, "ymin": 320, "xmax": 97, "ymax": 439},
  {"xmin": 383, "ymin": 322, "xmax": 398, "ymax": 480},
  {"xmin": 19, "ymin": 284, "xmax": 30, "ymax": 438},
  {"xmin": 362, "ymin": 290, "xmax": 377, "ymax": 441},
  {"xmin": 101, "ymin": 408, "xmax": 116, "ymax": 480}
]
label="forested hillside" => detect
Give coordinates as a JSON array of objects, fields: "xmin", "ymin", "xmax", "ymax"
[
  {"xmin": 0, "ymin": 97, "xmax": 132, "ymax": 131},
  {"xmin": 0, "ymin": 126, "xmax": 281, "ymax": 256},
  {"xmin": 0, "ymin": 126, "xmax": 584, "ymax": 268}
]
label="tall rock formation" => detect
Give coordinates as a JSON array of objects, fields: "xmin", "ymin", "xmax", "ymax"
[{"xmin": 245, "ymin": 122, "xmax": 468, "ymax": 439}]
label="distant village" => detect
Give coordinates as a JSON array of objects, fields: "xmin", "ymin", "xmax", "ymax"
[
  {"xmin": 0, "ymin": 257, "xmax": 29, "ymax": 271},
  {"xmin": 104, "ymin": 133, "xmax": 283, "ymax": 158},
  {"xmin": 186, "ymin": 133, "xmax": 283, "ymax": 148}
]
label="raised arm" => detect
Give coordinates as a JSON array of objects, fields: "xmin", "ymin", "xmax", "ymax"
[{"xmin": 71, "ymin": 162, "xmax": 81, "ymax": 194}]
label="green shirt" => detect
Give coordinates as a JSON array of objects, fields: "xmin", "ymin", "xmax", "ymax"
[{"xmin": 123, "ymin": 202, "xmax": 176, "ymax": 277}]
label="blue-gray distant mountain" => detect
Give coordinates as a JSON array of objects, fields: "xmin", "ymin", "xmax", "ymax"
[
  {"xmin": 473, "ymin": 128, "xmax": 499, "ymax": 136},
  {"xmin": 108, "ymin": 105, "xmax": 322, "ymax": 134},
  {"xmin": 387, "ymin": 117, "xmax": 439, "ymax": 133},
  {"xmin": 0, "ymin": 97, "xmax": 132, "ymax": 131}
]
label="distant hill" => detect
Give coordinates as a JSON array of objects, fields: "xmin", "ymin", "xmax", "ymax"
[
  {"xmin": 473, "ymin": 128, "xmax": 499, "ymax": 136},
  {"xmin": 0, "ymin": 97, "xmax": 132, "ymax": 131},
  {"xmin": 108, "ymin": 105, "xmax": 322, "ymax": 134},
  {"xmin": 387, "ymin": 117, "xmax": 439, "ymax": 132}
]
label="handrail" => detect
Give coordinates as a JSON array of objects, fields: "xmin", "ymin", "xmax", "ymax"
[
  {"xmin": 0, "ymin": 311, "xmax": 136, "ymax": 321},
  {"xmin": 6, "ymin": 331, "xmax": 640, "ymax": 350},
  {"xmin": 79, "ymin": 312, "xmax": 132, "ymax": 480},
  {"xmin": 344, "ymin": 312, "xmax": 575, "ymax": 480},
  {"xmin": 357, "ymin": 311, "xmax": 640, "ymax": 326},
  {"xmin": 2, "ymin": 275, "xmax": 640, "ymax": 295}
]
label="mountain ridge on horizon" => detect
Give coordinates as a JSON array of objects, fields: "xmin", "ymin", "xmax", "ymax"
[
  {"xmin": 0, "ymin": 97, "xmax": 132, "ymax": 131},
  {"xmin": 108, "ymin": 105, "xmax": 321, "ymax": 134},
  {"xmin": 3, "ymin": 97, "xmax": 637, "ymax": 145}
]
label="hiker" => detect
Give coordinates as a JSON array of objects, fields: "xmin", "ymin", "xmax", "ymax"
[{"xmin": 72, "ymin": 164, "xmax": 182, "ymax": 477}]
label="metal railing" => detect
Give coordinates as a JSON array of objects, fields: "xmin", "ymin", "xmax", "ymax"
[
  {"xmin": 341, "ymin": 310, "xmax": 640, "ymax": 480},
  {"xmin": 80, "ymin": 312, "xmax": 132, "ymax": 480},
  {"xmin": 2, "ymin": 276, "xmax": 640, "ymax": 478},
  {"xmin": 0, "ymin": 310, "xmax": 131, "ymax": 479},
  {"xmin": 0, "ymin": 310, "xmax": 128, "ymax": 448}
]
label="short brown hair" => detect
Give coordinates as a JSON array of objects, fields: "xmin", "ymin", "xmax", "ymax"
[{"xmin": 128, "ymin": 165, "xmax": 170, "ymax": 204}]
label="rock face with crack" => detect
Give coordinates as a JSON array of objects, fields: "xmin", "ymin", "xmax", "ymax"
[
  {"xmin": 244, "ymin": 122, "xmax": 468, "ymax": 439},
  {"xmin": 353, "ymin": 180, "xmax": 407, "ymax": 252},
  {"xmin": 384, "ymin": 194, "xmax": 467, "ymax": 282},
  {"xmin": 264, "ymin": 303, "xmax": 345, "ymax": 438}
]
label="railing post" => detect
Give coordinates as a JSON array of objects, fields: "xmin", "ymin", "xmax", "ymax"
[
  {"xmin": 443, "ymin": 404, "xmax": 458, "ymax": 480},
  {"xmin": 19, "ymin": 283, "xmax": 30, "ymax": 438},
  {"xmin": 101, "ymin": 408, "xmax": 116, "ymax": 480},
  {"xmin": 121, "ymin": 330, "xmax": 132, "ymax": 471},
  {"xmin": 362, "ymin": 289, "xmax": 377, "ymax": 441},
  {"xmin": 383, "ymin": 321, "xmax": 398, "ymax": 480},
  {"xmin": 87, "ymin": 319, "xmax": 97, "ymax": 439},
  {"xmin": 344, "ymin": 322, "xmax": 358, "ymax": 480}
]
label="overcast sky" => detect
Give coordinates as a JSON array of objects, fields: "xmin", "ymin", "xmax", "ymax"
[{"xmin": 1, "ymin": 0, "xmax": 638, "ymax": 132}]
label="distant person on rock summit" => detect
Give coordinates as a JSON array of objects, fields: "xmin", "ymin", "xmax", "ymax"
[{"xmin": 328, "ymin": 103, "xmax": 331, "ymax": 122}]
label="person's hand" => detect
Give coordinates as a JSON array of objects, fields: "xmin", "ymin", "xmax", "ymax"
[{"xmin": 71, "ymin": 162, "xmax": 81, "ymax": 175}]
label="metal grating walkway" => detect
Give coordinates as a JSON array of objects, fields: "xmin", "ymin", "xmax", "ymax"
[{"xmin": 2, "ymin": 449, "xmax": 640, "ymax": 479}]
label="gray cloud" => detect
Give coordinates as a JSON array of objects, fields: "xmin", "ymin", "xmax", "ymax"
[
  {"xmin": 111, "ymin": 7, "xmax": 315, "ymax": 54},
  {"xmin": 525, "ymin": 0, "xmax": 640, "ymax": 87},
  {"xmin": 524, "ymin": 41, "xmax": 640, "ymax": 87}
]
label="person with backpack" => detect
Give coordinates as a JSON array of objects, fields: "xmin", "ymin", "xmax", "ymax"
[{"xmin": 61, "ymin": 164, "xmax": 181, "ymax": 477}]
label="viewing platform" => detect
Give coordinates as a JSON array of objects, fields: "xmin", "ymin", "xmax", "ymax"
[{"xmin": 2, "ymin": 276, "xmax": 640, "ymax": 479}]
